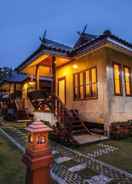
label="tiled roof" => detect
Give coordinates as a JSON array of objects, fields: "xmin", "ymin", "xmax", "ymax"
[
  {"xmin": 42, "ymin": 38, "xmax": 72, "ymax": 52},
  {"xmin": 16, "ymin": 30, "xmax": 132, "ymax": 71},
  {"xmin": 71, "ymin": 30, "xmax": 132, "ymax": 55},
  {"xmin": 73, "ymin": 33, "xmax": 97, "ymax": 48},
  {"xmin": 16, "ymin": 39, "xmax": 72, "ymax": 71},
  {"xmin": 0, "ymin": 71, "xmax": 53, "ymax": 85},
  {"xmin": 5, "ymin": 71, "xmax": 28, "ymax": 83}
]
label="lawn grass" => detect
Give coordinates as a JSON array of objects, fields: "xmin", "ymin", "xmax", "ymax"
[
  {"xmin": 2, "ymin": 127, "xmax": 26, "ymax": 147},
  {"xmin": 1, "ymin": 121, "xmax": 132, "ymax": 180},
  {"xmin": 99, "ymin": 138, "xmax": 132, "ymax": 173},
  {"xmin": 0, "ymin": 132, "xmax": 25, "ymax": 184}
]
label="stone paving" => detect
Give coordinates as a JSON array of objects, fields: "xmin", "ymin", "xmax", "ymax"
[
  {"xmin": 84, "ymin": 174, "xmax": 112, "ymax": 184},
  {"xmin": 1, "ymin": 124, "xmax": 132, "ymax": 184},
  {"xmin": 68, "ymin": 163, "xmax": 87, "ymax": 172},
  {"xmin": 52, "ymin": 143, "xmax": 132, "ymax": 183},
  {"xmin": 87, "ymin": 143, "xmax": 118, "ymax": 158},
  {"xmin": 55, "ymin": 157, "xmax": 72, "ymax": 164}
]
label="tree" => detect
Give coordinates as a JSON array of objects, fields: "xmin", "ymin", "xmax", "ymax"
[{"xmin": 0, "ymin": 67, "xmax": 12, "ymax": 82}]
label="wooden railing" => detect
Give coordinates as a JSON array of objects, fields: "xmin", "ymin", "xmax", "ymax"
[
  {"xmin": 53, "ymin": 95, "xmax": 68, "ymax": 125},
  {"xmin": 9, "ymin": 91, "xmax": 22, "ymax": 99},
  {"xmin": 52, "ymin": 95, "xmax": 91, "ymax": 134},
  {"xmin": 27, "ymin": 91, "xmax": 91, "ymax": 135}
]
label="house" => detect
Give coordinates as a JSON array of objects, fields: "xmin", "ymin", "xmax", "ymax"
[
  {"xmin": 0, "ymin": 70, "xmax": 52, "ymax": 120},
  {"xmin": 3, "ymin": 29, "xmax": 132, "ymax": 142},
  {"xmin": 0, "ymin": 70, "xmax": 52, "ymax": 97}
]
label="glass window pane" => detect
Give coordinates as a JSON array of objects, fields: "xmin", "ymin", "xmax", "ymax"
[
  {"xmin": 113, "ymin": 64, "xmax": 121, "ymax": 95},
  {"xmin": 80, "ymin": 86, "xmax": 83, "ymax": 99},
  {"xmin": 92, "ymin": 84, "xmax": 97, "ymax": 96},
  {"xmin": 74, "ymin": 87, "xmax": 78, "ymax": 99},
  {"xmin": 79, "ymin": 72, "xmax": 84, "ymax": 99},
  {"xmin": 86, "ymin": 70, "xmax": 90, "ymax": 84},
  {"xmin": 91, "ymin": 67, "xmax": 97, "ymax": 96},
  {"xmin": 75, "ymin": 74, "xmax": 78, "ymax": 87},
  {"xmin": 86, "ymin": 85, "xmax": 91, "ymax": 96},
  {"xmin": 124, "ymin": 66, "xmax": 131, "ymax": 95},
  {"xmin": 91, "ymin": 68, "xmax": 97, "ymax": 83},
  {"xmin": 73, "ymin": 74, "xmax": 79, "ymax": 100},
  {"xmin": 80, "ymin": 72, "xmax": 83, "ymax": 85}
]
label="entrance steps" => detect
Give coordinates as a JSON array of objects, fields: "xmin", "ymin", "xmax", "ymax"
[{"xmin": 73, "ymin": 134, "xmax": 108, "ymax": 145}]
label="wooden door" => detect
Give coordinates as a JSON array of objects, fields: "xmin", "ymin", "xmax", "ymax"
[{"xmin": 58, "ymin": 77, "xmax": 66, "ymax": 104}]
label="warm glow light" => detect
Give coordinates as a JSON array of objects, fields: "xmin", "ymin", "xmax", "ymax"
[
  {"xmin": 72, "ymin": 64, "xmax": 78, "ymax": 69},
  {"xmin": 23, "ymin": 83, "xmax": 28, "ymax": 90},
  {"xmin": 29, "ymin": 134, "xmax": 33, "ymax": 143},
  {"xmin": 29, "ymin": 81, "xmax": 35, "ymax": 85}
]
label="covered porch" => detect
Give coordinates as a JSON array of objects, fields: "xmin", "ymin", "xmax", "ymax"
[
  {"xmin": 18, "ymin": 52, "xmax": 71, "ymax": 114},
  {"xmin": 15, "ymin": 41, "xmax": 107, "ymax": 145}
]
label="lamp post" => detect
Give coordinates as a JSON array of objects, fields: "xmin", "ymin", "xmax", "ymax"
[{"xmin": 22, "ymin": 121, "xmax": 53, "ymax": 184}]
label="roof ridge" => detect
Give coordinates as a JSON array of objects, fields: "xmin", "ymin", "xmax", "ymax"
[
  {"xmin": 44, "ymin": 38, "xmax": 72, "ymax": 49},
  {"xmin": 72, "ymin": 31, "xmax": 132, "ymax": 54}
]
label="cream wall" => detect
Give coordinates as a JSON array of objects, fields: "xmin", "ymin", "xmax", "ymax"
[
  {"xmin": 56, "ymin": 48, "xmax": 109, "ymax": 125},
  {"xmin": 106, "ymin": 48, "xmax": 132, "ymax": 124}
]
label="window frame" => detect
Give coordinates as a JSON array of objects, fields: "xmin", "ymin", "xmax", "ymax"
[
  {"xmin": 73, "ymin": 72, "xmax": 80, "ymax": 100},
  {"xmin": 90, "ymin": 66, "xmax": 98, "ymax": 98},
  {"xmin": 123, "ymin": 65, "xmax": 132, "ymax": 96},
  {"xmin": 73, "ymin": 66, "xmax": 98, "ymax": 101},
  {"xmin": 113, "ymin": 62, "xmax": 123, "ymax": 96}
]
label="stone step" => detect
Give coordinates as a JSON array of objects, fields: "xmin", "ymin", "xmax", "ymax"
[
  {"xmin": 72, "ymin": 129, "xmax": 88, "ymax": 135},
  {"xmin": 55, "ymin": 157, "xmax": 72, "ymax": 164},
  {"xmin": 68, "ymin": 163, "xmax": 87, "ymax": 172}
]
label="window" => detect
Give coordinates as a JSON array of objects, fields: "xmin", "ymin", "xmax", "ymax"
[
  {"xmin": 73, "ymin": 73, "xmax": 79, "ymax": 100},
  {"xmin": 113, "ymin": 63, "xmax": 122, "ymax": 95},
  {"xmin": 73, "ymin": 67, "xmax": 97, "ymax": 100},
  {"xmin": 91, "ymin": 67, "xmax": 97, "ymax": 97},
  {"xmin": 79, "ymin": 72, "xmax": 84, "ymax": 99},
  {"xmin": 124, "ymin": 66, "xmax": 131, "ymax": 96},
  {"xmin": 85, "ymin": 70, "xmax": 91, "ymax": 97}
]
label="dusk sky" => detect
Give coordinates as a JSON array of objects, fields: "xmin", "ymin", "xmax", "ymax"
[{"xmin": 0, "ymin": 0, "xmax": 132, "ymax": 68}]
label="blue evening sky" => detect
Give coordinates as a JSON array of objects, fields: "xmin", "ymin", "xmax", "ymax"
[{"xmin": 0, "ymin": 0, "xmax": 132, "ymax": 68}]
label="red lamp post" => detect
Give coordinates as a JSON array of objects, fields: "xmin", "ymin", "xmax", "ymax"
[{"xmin": 22, "ymin": 121, "xmax": 53, "ymax": 184}]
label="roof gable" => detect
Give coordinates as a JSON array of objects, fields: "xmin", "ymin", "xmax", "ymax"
[{"xmin": 74, "ymin": 32, "xmax": 97, "ymax": 48}]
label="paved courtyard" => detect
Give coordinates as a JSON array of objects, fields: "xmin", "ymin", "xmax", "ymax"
[{"xmin": 1, "ymin": 121, "xmax": 132, "ymax": 183}]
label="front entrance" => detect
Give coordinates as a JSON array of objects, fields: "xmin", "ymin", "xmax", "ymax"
[{"xmin": 58, "ymin": 77, "xmax": 66, "ymax": 104}]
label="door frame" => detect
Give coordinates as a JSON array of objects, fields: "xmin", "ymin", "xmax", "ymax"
[{"xmin": 57, "ymin": 76, "xmax": 66, "ymax": 104}]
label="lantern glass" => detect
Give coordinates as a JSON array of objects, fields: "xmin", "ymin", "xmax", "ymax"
[
  {"xmin": 28, "ymin": 134, "xmax": 33, "ymax": 143},
  {"xmin": 36, "ymin": 135, "xmax": 46, "ymax": 144},
  {"xmin": 41, "ymin": 136, "xmax": 46, "ymax": 144}
]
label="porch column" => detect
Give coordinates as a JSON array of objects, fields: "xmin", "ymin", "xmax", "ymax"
[
  {"xmin": 51, "ymin": 56, "xmax": 56, "ymax": 112},
  {"xmin": 35, "ymin": 65, "xmax": 40, "ymax": 90},
  {"xmin": 14, "ymin": 83, "xmax": 16, "ymax": 93}
]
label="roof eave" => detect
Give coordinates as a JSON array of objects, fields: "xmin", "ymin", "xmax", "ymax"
[{"xmin": 73, "ymin": 35, "xmax": 132, "ymax": 58}]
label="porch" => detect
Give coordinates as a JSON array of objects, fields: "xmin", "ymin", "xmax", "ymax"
[{"xmin": 13, "ymin": 49, "xmax": 108, "ymax": 145}]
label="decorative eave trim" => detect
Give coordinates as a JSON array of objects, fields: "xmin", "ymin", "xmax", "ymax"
[{"xmin": 107, "ymin": 38, "xmax": 132, "ymax": 52}]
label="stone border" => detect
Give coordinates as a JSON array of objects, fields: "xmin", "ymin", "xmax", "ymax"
[
  {"xmin": 0, "ymin": 128, "xmax": 25, "ymax": 153},
  {"xmin": 50, "ymin": 169, "xmax": 67, "ymax": 184}
]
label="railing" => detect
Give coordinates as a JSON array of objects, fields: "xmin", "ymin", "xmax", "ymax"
[
  {"xmin": 27, "ymin": 90, "xmax": 49, "ymax": 100},
  {"xmin": 52, "ymin": 95, "xmax": 91, "ymax": 134},
  {"xmin": 27, "ymin": 91, "xmax": 91, "ymax": 136},
  {"xmin": 27, "ymin": 90, "xmax": 51, "ymax": 112},
  {"xmin": 52, "ymin": 95, "xmax": 66, "ymax": 125}
]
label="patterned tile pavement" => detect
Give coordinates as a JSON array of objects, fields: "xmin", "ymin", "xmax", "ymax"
[{"xmin": 1, "ymin": 123, "xmax": 132, "ymax": 184}]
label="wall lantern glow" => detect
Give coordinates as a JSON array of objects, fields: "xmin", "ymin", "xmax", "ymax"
[
  {"xmin": 29, "ymin": 81, "xmax": 35, "ymax": 85},
  {"xmin": 72, "ymin": 64, "xmax": 78, "ymax": 69}
]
